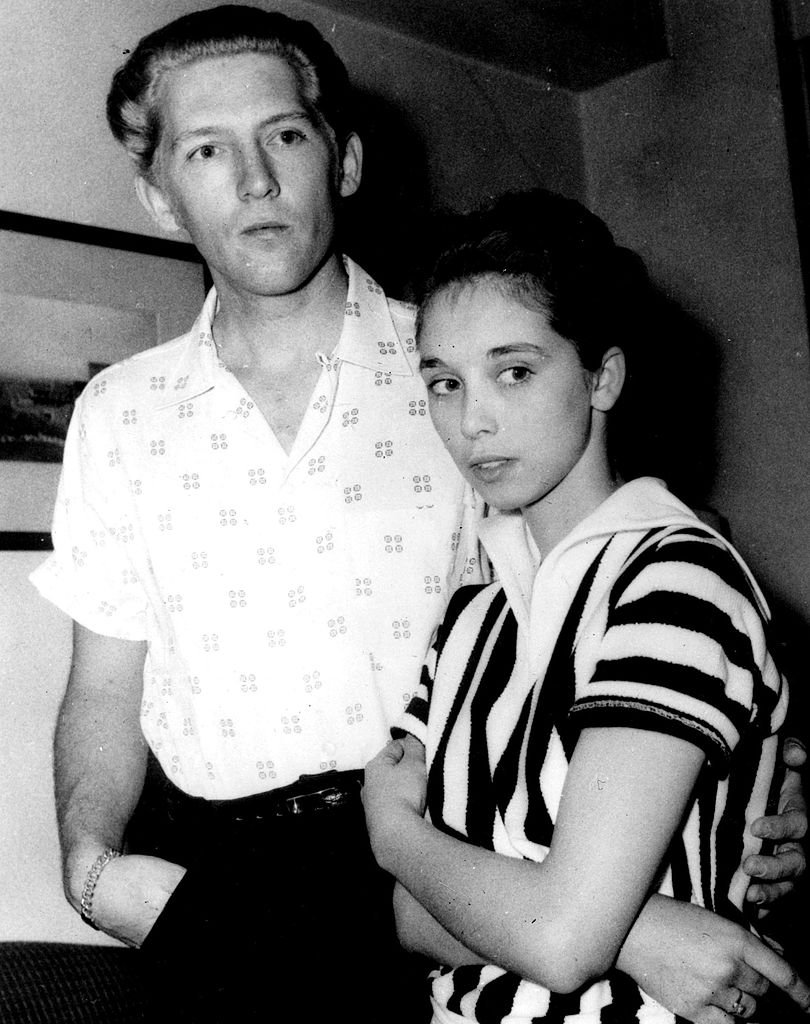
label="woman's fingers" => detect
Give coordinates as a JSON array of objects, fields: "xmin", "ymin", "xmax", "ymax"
[{"xmin": 740, "ymin": 933, "xmax": 810, "ymax": 1010}]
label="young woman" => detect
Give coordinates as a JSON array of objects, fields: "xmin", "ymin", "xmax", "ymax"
[{"xmin": 363, "ymin": 189, "xmax": 810, "ymax": 1023}]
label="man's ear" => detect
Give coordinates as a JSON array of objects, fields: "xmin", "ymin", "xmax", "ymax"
[
  {"xmin": 337, "ymin": 132, "xmax": 362, "ymax": 198},
  {"xmin": 135, "ymin": 176, "xmax": 185, "ymax": 235},
  {"xmin": 590, "ymin": 346, "xmax": 626, "ymax": 412}
]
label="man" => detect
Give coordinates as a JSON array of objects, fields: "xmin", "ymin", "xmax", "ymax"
[{"xmin": 32, "ymin": 7, "xmax": 805, "ymax": 1022}]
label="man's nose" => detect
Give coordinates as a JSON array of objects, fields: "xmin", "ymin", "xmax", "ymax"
[{"xmin": 238, "ymin": 145, "xmax": 280, "ymax": 200}]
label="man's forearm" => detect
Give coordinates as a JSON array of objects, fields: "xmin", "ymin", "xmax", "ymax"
[
  {"xmin": 54, "ymin": 626, "xmax": 149, "ymax": 907},
  {"xmin": 55, "ymin": 690, "xmax": 149, "ymax": 910},
  {"xmin": 55, "ymin": 689, "xmax": 147, "ymax": 900}
]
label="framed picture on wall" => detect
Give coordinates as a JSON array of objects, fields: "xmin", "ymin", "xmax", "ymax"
[
  {"xmin": 0, "ymin": 376, "xmax": 87, "ymax": 463},
  {"xmin": 0, "ymin": 211, "xmax": 207, "ymax": 551}
]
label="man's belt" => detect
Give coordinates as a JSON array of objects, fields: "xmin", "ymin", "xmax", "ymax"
[{"xmin": 209, "ymin": 768, "xmax": 365, "ymax": 822}]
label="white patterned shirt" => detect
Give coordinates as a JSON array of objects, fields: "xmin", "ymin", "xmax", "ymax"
[{"xmin": 31, "ymin": 259, "xmax": 482, "ymax": 799}]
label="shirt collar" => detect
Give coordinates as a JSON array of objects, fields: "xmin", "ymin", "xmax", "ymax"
[
  {"xmin": 155, "ymin": 288, "xmax": 221, "ymax": 410},
  {"xmin": 332, "ymin": 257, "xmax": 416, "ymax": 376},
  {"xmin": 156, "ymin": 257, "xmax": 414, "ymax": 412}
]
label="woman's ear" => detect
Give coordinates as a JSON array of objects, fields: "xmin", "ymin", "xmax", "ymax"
[{"xmin": 590, "ymin": 347, "xmax": 626, "ymax": 412}]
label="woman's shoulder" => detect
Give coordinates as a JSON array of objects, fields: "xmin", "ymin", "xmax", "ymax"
[{"xmin": 614, "ymin": 523, "xmax": 762, "ymax": 609}]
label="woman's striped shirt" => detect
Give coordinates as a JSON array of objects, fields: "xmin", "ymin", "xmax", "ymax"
[{"xmin": 399, "ymin": 478, "xmax": 787, "ymax": 1024}]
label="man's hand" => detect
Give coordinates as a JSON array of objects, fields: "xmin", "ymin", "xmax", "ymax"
[
  {"xmin": 88, "ymin": 854, "xmax": 186, "ymax": 947},
  {"xmin": 745, "ymin": 737, "xmax": 807, "ymax": 909},
  {"xmin": 363, "ymin": 734, "xmax": 427, "ymax": 865}
]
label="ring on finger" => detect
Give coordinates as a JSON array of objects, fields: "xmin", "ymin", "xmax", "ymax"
[{"xmin": 729, "ymin": 990, "xmax": 753, "ymax": 1018}]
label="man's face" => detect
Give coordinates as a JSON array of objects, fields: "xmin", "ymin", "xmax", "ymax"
[{"xmin": 141, "ymin": 52, "xmax": 360, "ymax": 299}]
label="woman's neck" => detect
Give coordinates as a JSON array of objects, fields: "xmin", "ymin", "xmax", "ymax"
[{"xmin": 523, "ymin": 458, "xmax": 621, "ymax": 557}]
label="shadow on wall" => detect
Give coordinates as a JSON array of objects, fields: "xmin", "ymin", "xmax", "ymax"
[
  {"xmin": 614, "ymin": 278, "xmax": 721, "ymax": 512},
  {"xmin": 339, "ymin": 88, "xmax": 434, "ymax": 301}
]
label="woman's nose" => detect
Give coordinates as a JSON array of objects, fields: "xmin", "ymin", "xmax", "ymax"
[{"xmin": 460, "ymin": 391, "xmax": 497, "ymax": 439}]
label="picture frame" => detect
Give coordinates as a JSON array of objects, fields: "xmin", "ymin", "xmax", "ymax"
[
  {"xmin": 0, "ymin": 375, "xmax": 89, "ymax": 464},
  {"xmin": 0, "ymin": 211, "xmax": 207, "ymax": 551}
]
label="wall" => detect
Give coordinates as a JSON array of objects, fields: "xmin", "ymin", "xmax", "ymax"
[
  {"xmin": 0, "ymin": 553, "xmax": 88, "ymax": 942},
  {"xmin": 580, "ymin": 0, "xmax": 810, "ymax": 629}
]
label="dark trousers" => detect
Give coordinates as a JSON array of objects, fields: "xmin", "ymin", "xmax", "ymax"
[{"xmin": 127, "ymin": 756, "xmax": 433, "ymax": 1023}]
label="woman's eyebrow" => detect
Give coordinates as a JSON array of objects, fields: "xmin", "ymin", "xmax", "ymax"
[
  {"xmin": 418, "ymin": 355, "xmax": 447, "ymax": 371},
  {"xmin": 486, "ymin": 342, "xmax": 546, "ymax": 359}
]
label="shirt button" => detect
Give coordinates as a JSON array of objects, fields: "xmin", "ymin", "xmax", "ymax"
[{"xmin": 322, "ymin": 741, "xmax": 337, "ymax": 757}]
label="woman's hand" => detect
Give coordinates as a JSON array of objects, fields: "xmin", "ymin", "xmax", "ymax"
[
  {"xmin": 618, "ymin": 894, "xmax": 810, "ymax": 1022},
  {"xmin": 363, "ymin": 734, "xmax": 427, "ymax": 869}
]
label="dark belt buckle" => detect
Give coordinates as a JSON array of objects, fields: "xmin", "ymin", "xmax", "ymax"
[{"xmin": 280, "ymin": 769, "xmax": 363, "ymax": 817}]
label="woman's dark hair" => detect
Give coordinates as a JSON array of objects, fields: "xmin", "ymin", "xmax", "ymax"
[
  {"xmin": 416, "ymin": 188, "xmax": 646, "ymax": 373},
  {"xmin": 106, "ymin": 5, "xmax": 354, "ymax": 180},
  {"xmin": 417, "ymin": 189, "xmax": 717, "ymax": 497}
]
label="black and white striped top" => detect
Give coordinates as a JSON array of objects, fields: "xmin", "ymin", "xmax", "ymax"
[{"xmin": 399, "ymin": 479, "xmax": 787, "ymax": 1024}]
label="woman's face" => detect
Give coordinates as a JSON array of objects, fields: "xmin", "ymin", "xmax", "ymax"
[{"xmin": 418, "ymin": 279, "xmax": 616, "ymax": 533}]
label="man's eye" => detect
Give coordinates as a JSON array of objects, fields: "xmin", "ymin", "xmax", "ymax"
[
  {"xmin": 275, "ymin": 129, "xmax": 306, "ymax": 146},
  {"xmin": 190, "ymin": 144, "xmax": 219, "ymax": 161}
]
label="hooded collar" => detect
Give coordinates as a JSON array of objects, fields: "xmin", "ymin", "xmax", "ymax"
[{"xmin": 478, "ymin": 477, "xmax": 771, "ymax": 629}]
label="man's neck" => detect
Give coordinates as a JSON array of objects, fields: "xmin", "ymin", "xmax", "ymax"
[{"xmin": 211, "ymin": 254, "xmax": 349, "ymax": 375}]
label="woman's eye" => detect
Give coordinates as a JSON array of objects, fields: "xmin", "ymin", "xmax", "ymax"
[
  {"xmin": 427, "ymin": 378, "xmax": 461, "ymax": 396},
  {"xmin": 497, "ymin": 366, "xmax": 533, "ymax": 385}
]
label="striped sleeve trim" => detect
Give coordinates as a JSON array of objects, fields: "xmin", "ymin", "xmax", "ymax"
[
  {"xmin": 574, "ymin": 527, "xmax": 782, "ymax": 768},
  {"xmin": 590, "ymin": 653, "xmax": 750, "ymax": 741},
  {"xmin": 569, "ymin": 694, "xmax": 733, "ymax": 769}
]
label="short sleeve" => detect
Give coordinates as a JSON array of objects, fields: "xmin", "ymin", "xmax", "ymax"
[
  {"xmin": 29, "ymin": 380, "xmax": 150, "ymax": 640},
  {"xmin": 568, "ymin": 529, "xmax": 785, "ymax": 770}
]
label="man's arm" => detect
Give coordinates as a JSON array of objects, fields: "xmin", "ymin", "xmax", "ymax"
[{"xmin": 55, "ymin": 622, "xmax": 185, "ymax": 946}]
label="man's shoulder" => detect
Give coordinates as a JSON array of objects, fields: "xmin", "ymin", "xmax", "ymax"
[
  {"xmin": 385, "ymin": 294, "xmax": 417, "ymax": 342},
  {"xmin": 99, "ymin": 331, "xmax": 193, "ymax": 379},
  {"xmin": 75, "ymin": 330, "xmax": 199, "ymax": 418}
]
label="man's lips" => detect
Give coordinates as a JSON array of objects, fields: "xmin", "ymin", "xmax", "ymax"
[{"xmin": 241, "ymin": 221, "xmax": 288, "ymax": 235}]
